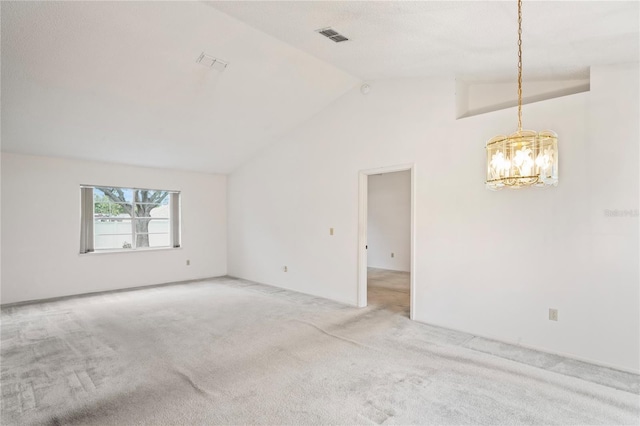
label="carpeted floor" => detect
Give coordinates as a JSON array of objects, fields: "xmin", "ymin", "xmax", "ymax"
[{"xmin": 1, "ymin": 270, "xmax": 639, "ymax": 425}]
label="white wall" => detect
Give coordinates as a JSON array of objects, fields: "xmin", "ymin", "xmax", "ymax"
[
  {"xmin": 456, "ymin": 78, "xmax": 590, "ymax": 118},
  {"xmin": 1, "ymin": 153, "xmax": 227, "ymax": 304},
  {"xmin": 228, "ymin": 63, "xmax": 639, "ymax": 372},
  {"xmin": 367, "ymin": 171, "xmax": 410, "ymax": 272}
]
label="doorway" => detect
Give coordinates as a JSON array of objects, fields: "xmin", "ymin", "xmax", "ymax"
[{"xmin": 357, "ymin": 165, "xmax": 415, "ymax": 319}]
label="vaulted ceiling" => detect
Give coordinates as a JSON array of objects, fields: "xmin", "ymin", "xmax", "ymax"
[
  {"xmin": 2, "ymin": 1, "xmax": 638, "ymax": 173},
  {"xmin": 210, "ymin": 1, "xmax": 640, "ymax": 82},
  {"xmin": 0, "ymin": 1, "xmax": 358, "ymax": 173}
]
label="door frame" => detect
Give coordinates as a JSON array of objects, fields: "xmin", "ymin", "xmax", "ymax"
[{"xmin": 357, "ymin": 163, "xmax": 416, "ymax": 319}]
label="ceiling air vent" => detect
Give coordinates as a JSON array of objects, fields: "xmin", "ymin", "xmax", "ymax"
[{"xmin": 316, "ymin": 27, "xmax": 349, "ymax": 43}]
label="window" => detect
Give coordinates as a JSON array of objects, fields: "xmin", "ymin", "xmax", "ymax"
[{"xmin": 80, "ymin": 186, "xmax": 180, "ymax": 253}]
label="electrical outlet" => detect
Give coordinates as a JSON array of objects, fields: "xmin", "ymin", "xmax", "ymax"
[
  {"xmin": 549, "ymin": 308, "xmax": 558, "ymax": 321},
  {"xmin": 391, "ymin": 252, "xmax": 395, "ymax": 258},
  {"xmin": 283, "ymin": 266, "xmax": 288, "ymax": 272},
  {"xmin": 186, "ymin": 260, "xmax": 190, "ymax": 266}
]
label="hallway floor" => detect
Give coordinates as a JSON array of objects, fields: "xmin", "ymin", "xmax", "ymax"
[{"xmin": 367, "ymin": 267, "xmax": 410, "ymax": 316}]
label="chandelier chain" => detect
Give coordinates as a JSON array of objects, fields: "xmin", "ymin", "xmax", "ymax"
[
  {"xmin": 485, "ymin": 0, "xmax": 558, "ymax": 191},
  {"xmin": 517, "ymin": 0, "xmax": 523, "ymax": 131}
]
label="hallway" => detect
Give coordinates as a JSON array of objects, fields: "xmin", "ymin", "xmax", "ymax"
[{"xmin": 367, "ymin": 267, "xmax": 410, "ymax": 316}]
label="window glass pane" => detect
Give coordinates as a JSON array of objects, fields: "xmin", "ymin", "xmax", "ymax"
[
  {"xmin": 147, "ymin": 218, "xmax": 169, "ymax": 233},
  {"xmin": 134, "ymin": 219, "xmax": 169, "ymax": 248},
  {"xmin": 135, "ymin": 190, "xmax": 169, "ymax": 205},
  {"xmin": 135, "ymin": 203, "xmax": 168, "ymax": 218},
  {"xmin": 95, "ymin": 219, "xmax": 132, "ymax": 236},
  {"xmin": 94, "ymin": 202, "xmax": 111, "ymax": 218},
  {"xmin": 139, "ymin": 233, "xmax": 170, "ymax": 248},
  {"xmin": 96, "ymin": 187, "xmax": 133, "ymax": 203},
  {"xmin": 113, "ymin": 203, "xmax": 132, "ymax": 218},
  {"xmin": 93, "ymin": 188, "xmax": 106, "ymax": 201},
  {"xmin": 95, "ymin": 235, "xmax": 133, "ymax": 250},
  {"xmin": 133, "ymin": 218, "xmax": 165, "ymax": 248},
  {"xmin": 95, "ymin": 216, "xmax": 133, "ymax": 250},
  {"xmin": 95, "ymin": 202, "xmax": 131, "ymax": 217},
  {"xmin": 94, "ymin": 217, "xmax": 133, "ymax": 250}
]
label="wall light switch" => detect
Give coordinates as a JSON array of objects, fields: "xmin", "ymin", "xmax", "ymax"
[
  {"xmin": 186, "ymin": 260, "xmax": 190, "ymax": 266},
  {"xmin": 283, "ymin": 266, "xmax": 288, "ymax": 272},
  {"xmin": 329, "ymin": 228, "xmax": 334, "ymax": 236},
  {"xmin": 391, "ymin": 252, "xmax": 395, "ymax": 258},
  {"xmin": 549, "ymin": 308, "xmax": 558, "ymax": 321}
]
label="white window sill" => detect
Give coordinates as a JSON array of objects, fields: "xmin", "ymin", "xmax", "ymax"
[{"xmin": 80, "ymin": 246, "xmax": 181, "ymax": 256}]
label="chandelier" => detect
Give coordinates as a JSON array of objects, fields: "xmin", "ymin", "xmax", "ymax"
[{"xmin": 486, "ymin": 0, "xmax": 558, "ymax": 190}]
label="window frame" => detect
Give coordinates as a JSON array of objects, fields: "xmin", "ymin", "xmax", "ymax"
[{"xmin": 80, "ymin": 185, "xmax": 181, "ymax": 254}]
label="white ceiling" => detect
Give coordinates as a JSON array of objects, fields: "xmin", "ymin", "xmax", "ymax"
[
  {"xmin": 209, "ymin": 1, "xmax": 639, "ymax": 82},
  {"xmin": 1, "ymin": 1, "xmax": 638, "ymax": 173},
  {"xmin": 0, "ymin": 1, "xmax": 358, "ymax": 173}
]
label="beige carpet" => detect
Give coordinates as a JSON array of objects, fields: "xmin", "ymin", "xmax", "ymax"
[{"xmin": 1, "ymin": 270, "xmax": 639, "ymax": 425}]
